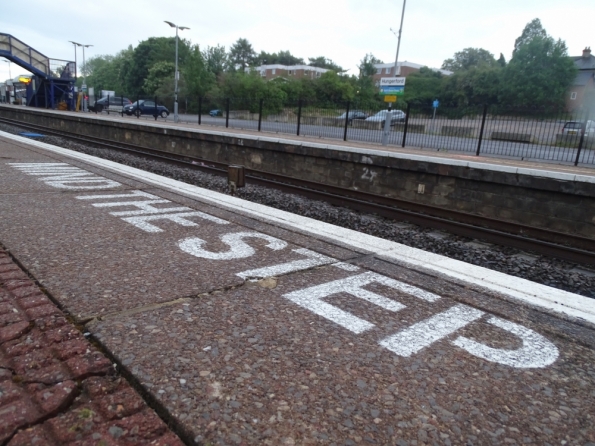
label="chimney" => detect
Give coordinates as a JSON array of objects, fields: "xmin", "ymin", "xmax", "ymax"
[{"xmin": 583, "ymin": 47, "xmax": 592, "ymax": 58}]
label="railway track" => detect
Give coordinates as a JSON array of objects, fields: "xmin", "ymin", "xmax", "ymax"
[{"xmin": 2, "ymin": 116, "xmax": 595, "ymax": 266}]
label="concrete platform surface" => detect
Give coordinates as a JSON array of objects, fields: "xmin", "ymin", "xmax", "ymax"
[{"xmin": 1, "ymin": 131, "xmax": 595, "ymax": 445}]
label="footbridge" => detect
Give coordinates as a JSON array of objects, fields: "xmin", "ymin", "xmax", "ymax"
[{"xmin": 0, "ymin": 33, "xmax": 75, "ymax": 109}]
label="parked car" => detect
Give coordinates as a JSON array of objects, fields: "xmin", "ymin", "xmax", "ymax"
[
  {"xmin": 89, "ymin": 96, "xmax": 132, "ymax": 112},
  {"xmin": 365, "ymin": 109, "xmax": 406, "ymax": 126},
  {"xmin": 123, "ymin": 100, "xmax": 169, "ymax": 118},
  {"xmin": 561, "ymin": 120, "xmax": 595, "ymax": 137},
  {"xmin": 209, "ymin": 109, "xmax": 222, "ymax": 117},
  {"xmin": 337, "ymin": 110, "xmax": 369, "ymax": 125}
]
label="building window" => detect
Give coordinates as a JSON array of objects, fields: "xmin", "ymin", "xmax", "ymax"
[
  {"xmin": 376, "ymin": 68, "xmax": 381, "ymax": 74},
  {"xmin": 288, "ymin": 70, "xmax": 293, "ymax": 75},
  {"xmin": 316, "ymin": 72, "xmax": 321, "ymax": 78},
  {"xmin": 261, "ymin": 70, "xmax": 266, "ymax": 77},
  {"xmin": 272, "ymin": 69, "xmax": 276, "ymax": 75},
  {"xmin": 570, "ymin": 91, "xmax": 578, "ymax": 100},
  {"xmin": 385, "ymin": 67, "xmax": 391, "ymax": 74}
]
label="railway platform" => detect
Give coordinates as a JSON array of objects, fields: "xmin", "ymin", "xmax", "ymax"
[{"xmin": 1, "ymin": 131, "xmax": 595, "ymax": 445}]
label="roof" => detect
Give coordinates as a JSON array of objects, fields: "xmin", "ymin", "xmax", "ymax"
[
  {"xmin": 572, "ymin": 54, "xmax": 595, "ymax": 70},
  {"xmin": 572, "ymin": 71, "xmax": 595, "ymax": 86}
]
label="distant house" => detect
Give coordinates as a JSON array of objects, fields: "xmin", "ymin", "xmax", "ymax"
[
  {"xmin": 371, "ymin": 62, "xmax": 451, "ymax": 85},
  {"xmin": 566, "ymin": 47, "xmax": 595, "ymax": 113},
  {"xmin": 246, "ymin": 64, "xmax": 330, "ymax": 80}
]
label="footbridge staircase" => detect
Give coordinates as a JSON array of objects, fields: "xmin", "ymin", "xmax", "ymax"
[{"xmin": 0, "ymin": 33, "xmax": 76, "ymax": 109}]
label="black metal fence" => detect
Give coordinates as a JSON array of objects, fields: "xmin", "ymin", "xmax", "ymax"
[{"xmin": 89, "ymin": 94, "xmax": 595, "ymax": 167}]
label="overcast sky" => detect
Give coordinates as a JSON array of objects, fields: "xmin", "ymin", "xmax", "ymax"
[{"xmin": 0, "ymin": 0, "xmax": 591, "ymax": 81}]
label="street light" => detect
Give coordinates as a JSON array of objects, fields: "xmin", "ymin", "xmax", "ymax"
[
  {"xmin": 164, "ymin": 21, "xmax": 190, "ymax": 123},
  {"xmin": 69, "ymin": 41, "xmax": 93, "ymax": 111},
  {"xmin": 391, "ymin": 0, "xmax": 407, "ymax": 78},
  {"xmin": 382, "ymin": 0, "xmax": 407, "ymax": 146}
]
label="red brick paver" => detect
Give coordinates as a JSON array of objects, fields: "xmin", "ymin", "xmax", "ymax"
[{"xmin": 0, "ymin": 249, "xmax": 184, "ymax": 445}]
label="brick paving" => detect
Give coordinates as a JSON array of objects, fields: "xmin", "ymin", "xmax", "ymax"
[{"xmin": 0, "ymin": 248, "xmax": 184, "ymax": 445}]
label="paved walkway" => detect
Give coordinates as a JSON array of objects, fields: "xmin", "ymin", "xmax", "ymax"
[{"xmin": 0, "ymin": 247, "xmax": 184, "ymax": 445}]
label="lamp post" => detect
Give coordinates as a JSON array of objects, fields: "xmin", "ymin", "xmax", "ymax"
[
  {"xmin": 164, "ymin": 21, "xmax": 190, "ymax": 123},
  {"xmin": 69, "ymin": 41, "xmax": 93, "ymax": 111},
  {"xmin": 391, "ymin": 0, "xmax": 407, "ymax": 78}
]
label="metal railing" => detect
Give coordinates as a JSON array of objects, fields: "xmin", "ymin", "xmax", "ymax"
[{"xmin": 88, "ymin": 93, "xmax": 595, "ymax": 167}]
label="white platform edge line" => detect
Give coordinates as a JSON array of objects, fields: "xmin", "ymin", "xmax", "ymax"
[
  {"xmin": 3, "ymin": 131, "xmax": 595, "ymax": 325},
  {"xmin": 5, "ymin": 106, "xmax": 595, "ymax": 183}
]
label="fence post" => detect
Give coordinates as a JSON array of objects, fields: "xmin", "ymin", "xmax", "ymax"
[
  {"xmin": 258, "ymin": 98, "xmax": 263, "ymax": 132},
  {"xmin": 401, "ymin": 103, "xmax": 411, "ymax": 147},
  {"xmin": 476, "ymin": 104, "xmax": 488, "ymax": 156},
  {"xmin": 297, "ymin": 99, "xmax": 303, "ymax": 136},
  {"xmin": 343, "ymin": 101, "xmax": 350, "ymax": 141},
  {"xmin": 225, "ymin": 98, "xmax": 230, "ymax": 128},
  {"xmin": 574, "ymin": 112, "xmax": 588, "ymax": 166},
  {"xmin": 198, "ymin": 97, "xmax": 202, "ymax": 125},
  {"xmin": 154, "ymin": 96, "xmax": 158, "ymax": 120}
]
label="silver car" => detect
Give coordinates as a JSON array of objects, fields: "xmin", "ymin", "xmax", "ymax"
[
  {"xmin": 562, "ymin": 120, "xmax": 595, "ymax": 137},
  {"xmin": 365, "ymin": 110, "xmax": 406, "ymax": 126}
]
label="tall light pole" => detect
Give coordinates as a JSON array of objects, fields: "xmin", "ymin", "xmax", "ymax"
[
  {"xmin": 164, "ymin": 21, "xmax": 189, "ymax": 123},
  {"xmin": 68, "ymin": 41, "xmax": 78, "ymax": 79},
  {"xmin": 69, "ymin": 41, "xmax": 93, "ymax": 111},
  {"xmin": 391, "ymin": 0, "xmax": 407, "ymax": 77}
]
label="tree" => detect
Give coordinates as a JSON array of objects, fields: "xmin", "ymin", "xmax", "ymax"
[
  {"xmin": 358, "ymin": 53, "xmax": 383, "ymax": 78},
  {"xmin": 402, "ymin": 67, "xmax": 444, "ymax": 106},
  {"xmin": 513, "ymin": 18, "xmax": 547, "ymax": 55},
  {"xmin": 255, "ymin": 50, "xmax": 304, "ymax": 66},
  {"xmin": 497, "ymin": 53, "xmax": 506, "ymax": 68},
  {"xmin": 229, "ymin": 38, "xmax": 256, "ymax": 72},
  {"xmin": 441, "ymin": 48, "xmax": 498, "ymax": 72},
  {"xmin": 503, "ymin": 34, "xmax": 576, "ymax": 108},
  {"xmin": 143, "ymin": 61, "xmax": 175, "ymax": 95},
  {"xmin": 84, "ymin": 47, "xmax": 133, "ymax": 93},
  {"xmin": 308, "ymin": 56, "xmax": 343, "ymax": 72},
  {"xmin": 124, "ymin": 37, "xmax": 191, "ymax": 96},
  {"xmin": 183, "ymin": 45, "xmax": 215, "ymax": 98},
  {"xmin": 203, "ymin": 45, "xmax": 228, "ymax": 77},
  {"xmin": 503, "ymin": 20, "xmax": 577, "ymax": 108}
]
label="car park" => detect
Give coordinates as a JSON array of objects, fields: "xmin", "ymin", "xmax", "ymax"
[
  {"xmin": 365, "ymin": 109, "xmax": 406, "ymax": 126},
  {"xmin": 337, "ymin": 110, "xmax": 369, "ymax": 125},
  {"xmin": 123, "ymin": 100, "xmax": 169, "ymax": 118},
  {"xmin": 209, "ymin": 109, "xmax": 222, "ymax": 117},
  {"xmin": 561, "ymin": 120, "xmax": 595, "ymax": 137},
  {"xmin": 89, "ymin": 96, "xmax": 132, "ymax": 113}
]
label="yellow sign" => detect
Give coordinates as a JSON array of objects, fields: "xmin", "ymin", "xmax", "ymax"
[{"xmin": 384, "ymin": 95, "xmax": 397, "ymax": 102}]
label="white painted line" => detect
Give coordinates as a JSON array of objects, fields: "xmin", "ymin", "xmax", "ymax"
[{"xmin": 2, "ymin": 131, "xmax": 595, "ymax": 325}]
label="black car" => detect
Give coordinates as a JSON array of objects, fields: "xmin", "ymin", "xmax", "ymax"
[
  {"xmin": 337, "ymin": 110, "xmax": 369, "ymax": 124},
  {"xmin": 89, "ymin": 96, "xmax": 132, "ymax": 113},
  {"xmin": 124, "ymin": 100, "xmax": 170, "ymax": 118}
]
